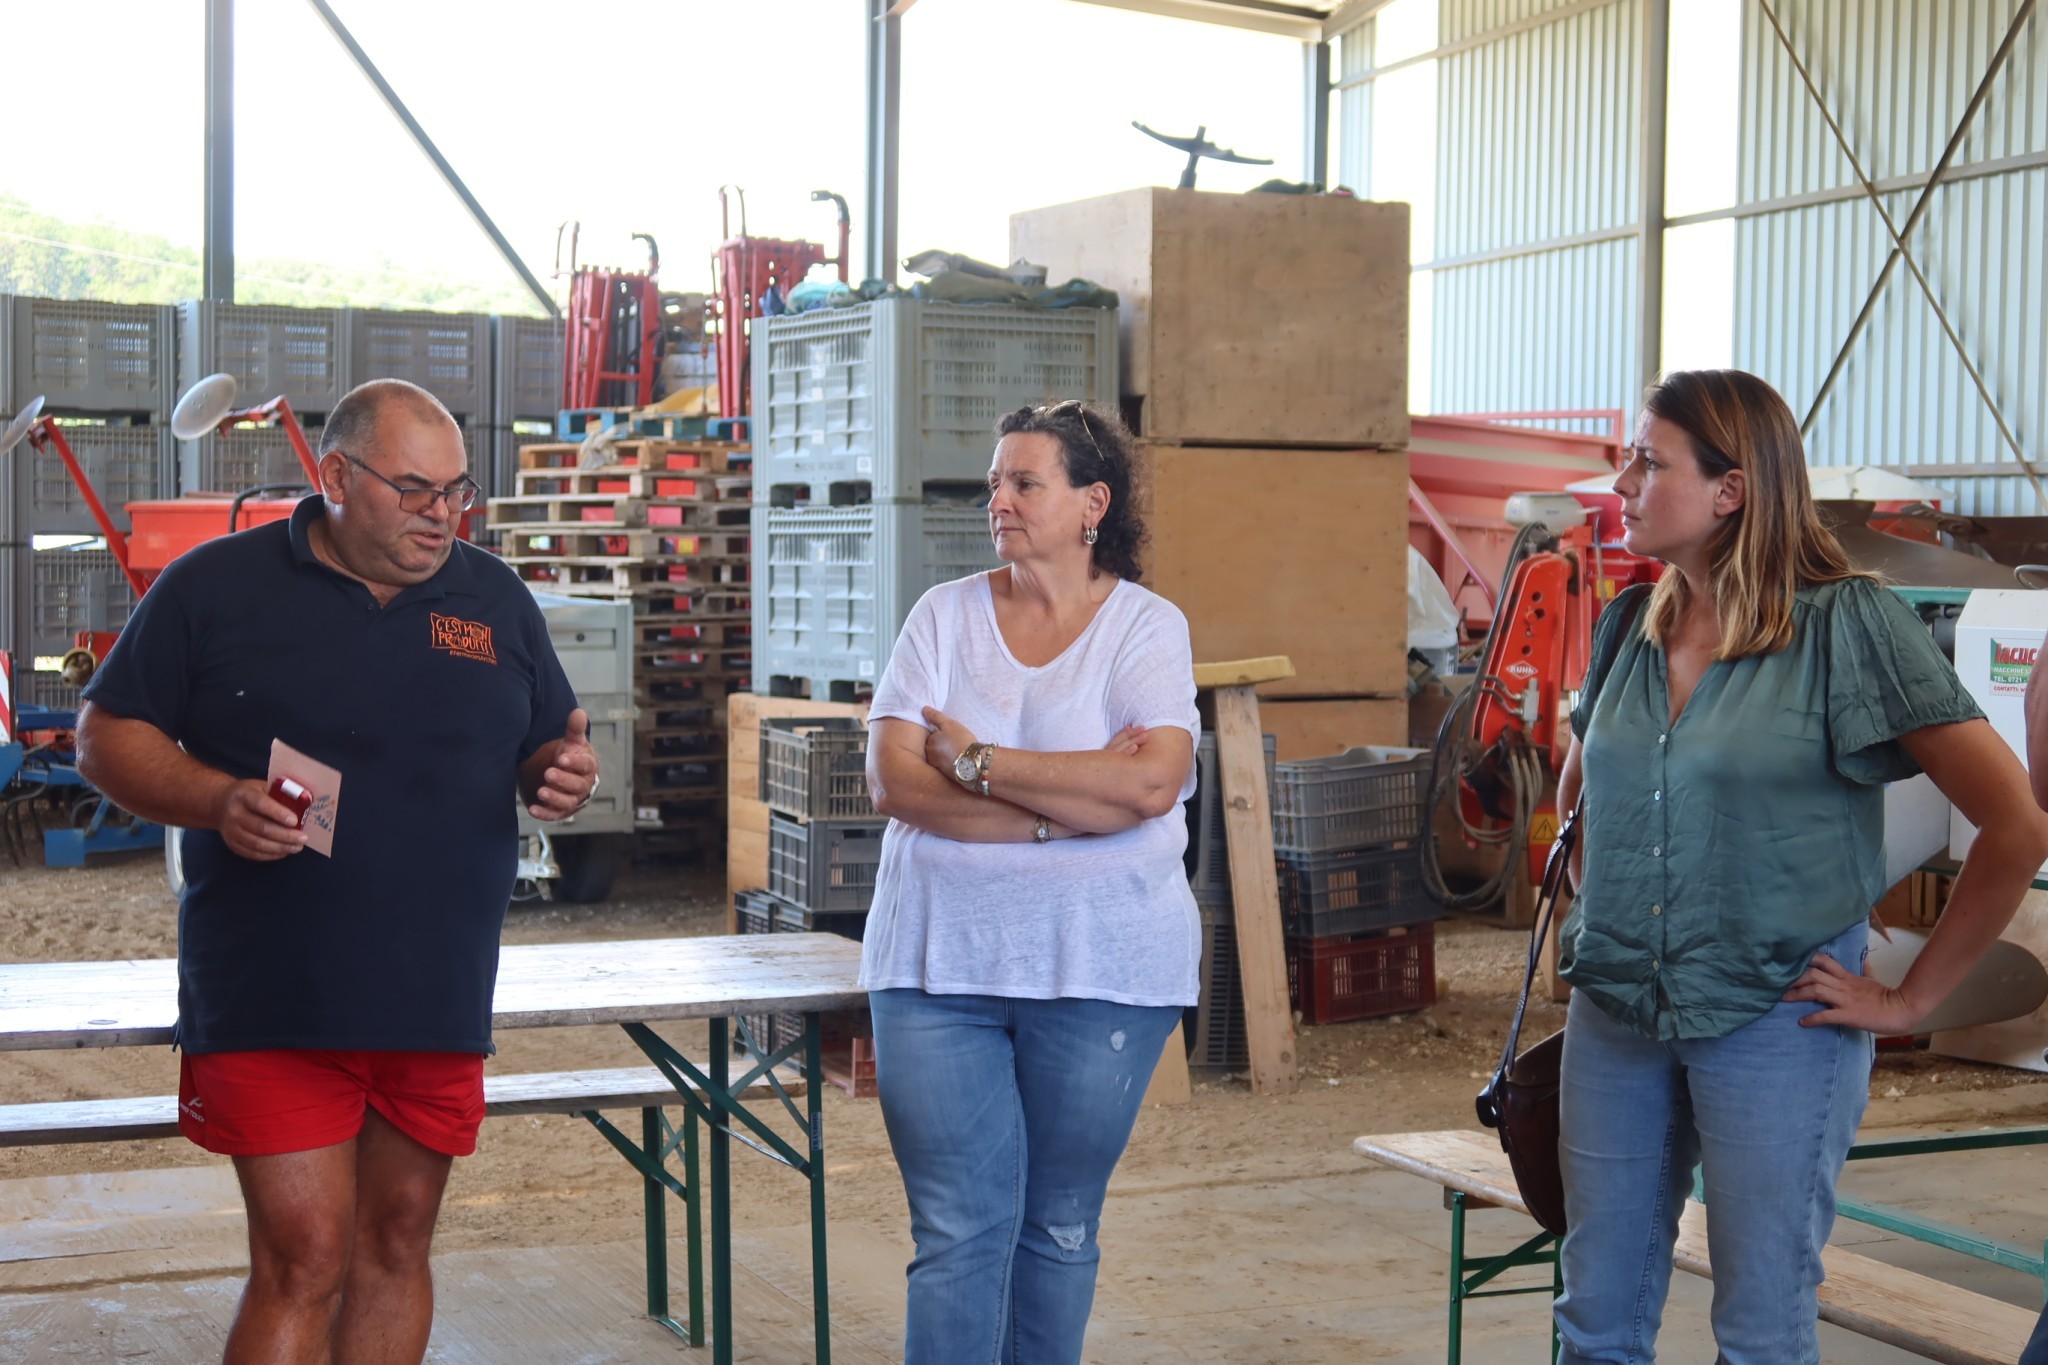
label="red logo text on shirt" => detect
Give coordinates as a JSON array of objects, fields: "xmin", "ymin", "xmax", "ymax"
[{"xmin": 431, "ymin": 613, "xmax": 497, "ymax": 665}]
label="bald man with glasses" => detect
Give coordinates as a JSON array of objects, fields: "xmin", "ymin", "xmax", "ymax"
[{"xmin": 77, "ymin": 378, "xmax": 597, "ymax": 1365}]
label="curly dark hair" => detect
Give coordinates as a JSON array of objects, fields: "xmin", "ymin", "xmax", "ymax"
[{"xmin": 993, "ymin": 400, "xmax": 1144, "ymax": 581}]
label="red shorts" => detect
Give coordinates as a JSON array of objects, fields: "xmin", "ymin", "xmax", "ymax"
[{"xmin": 178, "ymin": 1049, "xmax": 486, "ymax": 1158}]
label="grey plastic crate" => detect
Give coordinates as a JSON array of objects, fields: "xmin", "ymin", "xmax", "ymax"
[
  {"xmin": 22, "ymin": 671, "xmax": 83, "ymax": 713},
  {"xmin": 1270, "ymin": 746, "xmax": 1430, "ymax": 855},
  {"xmin": 0, "ymin": 293, "xmax": 13, "ymax": 416},
  {"xmin": 760, "ymin": 716, "xmax": 876, "ymax": 821},
  {"xmin": 493, "ymin": 315, "xmax": 562, "ymax": 422},
  {"xmin": 180, "ymin": 423, "xmax": 321, "ymax": 495},
  {"xmin": 178, "ymin": 301, "xmax": 350, "ymax": 413},
  {"xmin": 752, "ymin": 501, "xmax": 999, "ymax": 696},
  {"xmin": 12, "ymin": 297, "xmax": 175, "ymax": 416},
  {"xmin": 1186, "ymin": 731, "xmax": 1278, "ymax": 896},
  {"xmin": 1276, "ymin": 843, "xmax": 1439, "ymax": 939},
  {"xmin": 752, "ymin": 298, "xmax": 1118, "ymax": 502},
  {"xmin": 350, "ymin": 309, "xmax": 491, "ymax": 416},
  {"xmin": 767, "ymin": 814, "xmax": 886, "ymax": 914},
  {"xmin": 10, "ymin": 424, "xmax": 173, "ymax": 535},
  {"xmin": 30, "ymin": 545, "xmax": 139, "ymax": 655}
]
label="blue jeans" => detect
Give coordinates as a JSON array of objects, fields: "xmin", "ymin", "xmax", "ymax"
[
  {"xmin": 869, "ymin": 989, "xmax": 1181, "ymax": 1365},
  {"xmin": 2022, "ymin": 1306, "xmax": 2048, "ymax": 1365},
  {"xmin": 1555, "ymin": 922, "xmax": 1872, "ymax": 1365}
]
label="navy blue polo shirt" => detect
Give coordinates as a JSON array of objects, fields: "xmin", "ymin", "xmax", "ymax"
[{"xmin": 83, "ymin": 496, "xmax": 576, "ymax": 1055}]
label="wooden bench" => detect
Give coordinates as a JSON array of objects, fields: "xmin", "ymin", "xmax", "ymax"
[
  {"xmin": 0, "ymin": 1064, "xmax": 804, "ymax": 1146},
  {"xmin": 0, "ymin": 1063, "xmax": 806, "ymax": 1347},
  {"xmin": 1355, "ymin": 1129, "xmax": 2038, "ymax": 1365}
]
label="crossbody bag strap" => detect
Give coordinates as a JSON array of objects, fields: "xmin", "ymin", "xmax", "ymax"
[{"xmin": 1481, "ymin": 586, "xmax": 1649, "ymax": 1103}]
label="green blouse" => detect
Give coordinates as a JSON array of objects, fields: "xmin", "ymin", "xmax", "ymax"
[{"xmin": 1563, "ymin": 578, "xmax": 1984, "ymax": 1040}]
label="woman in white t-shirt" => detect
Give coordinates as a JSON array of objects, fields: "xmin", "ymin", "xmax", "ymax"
[{"xmin": 863, "ymin": 400, "xmax": 1201, "ymax": 1365}]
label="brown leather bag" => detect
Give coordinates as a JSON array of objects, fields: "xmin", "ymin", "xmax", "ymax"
[{"xmin": 1473, "ymin": 801, "xmax": 1578, "ymax": 1237}]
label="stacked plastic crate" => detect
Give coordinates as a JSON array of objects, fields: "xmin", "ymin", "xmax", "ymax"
[
  {"xmin": 346, "ymin": 308, "xmax": 494, "ymax": 492},
  {"xmin": 1183, "ymin": 732, "xmax": 1276, "ymax": 1071},
  {"xmin": 749, "ymin": 297, "xmax": 1118, "ymax": 701},
  {"xmin": 739, "ymin": 715, "xmax": 884, "ymax": 1092},
  {"xmin": 175, "ymin": 301, "xmax": 350, "ymax": 496},
  {"xmin": 1270, "ymin": 746, "xmax": 1440, "ymax": 1025},
  {"xmin": 4, "ymin": 296, "xmax": 178, "ymax": 710},
  {"xmin": 490, "ymin": 437, "xmax": 752, "ymax": 835},
  {"xmin": 488, "ymin": 315, "xmax": 563, "ymax": 506}
]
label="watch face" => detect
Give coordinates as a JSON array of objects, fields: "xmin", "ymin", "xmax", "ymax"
[{"xmin": 954, "ymin": 750, "xmax": 980, "ymax": 784}]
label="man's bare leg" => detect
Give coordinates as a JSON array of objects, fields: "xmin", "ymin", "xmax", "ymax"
[
  {"xmin": 227, "ymin": 1140, "xmax": 358, "ymax": 1365},
  {"xmin": 330, "ymin": 1108, "xmax": 453, "ymax": 1364}
]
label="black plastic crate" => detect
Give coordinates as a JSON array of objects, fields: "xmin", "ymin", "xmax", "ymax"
[
  {"xmin": 1186, "ymin": 899, "xmax": 1247, "ymax": 1071},
  {"xmin": 1269, "ymin": 745, "xmax": 1429, "ymax": 855},
  {"xmin": 733, "ymin": 886, "xmax": 868, "ymax": 941},
  {"xmin": 767, "ymin": 815, "xmax": 886, "ymax": 913},
  {"xmin": 733, "ymin": 887, "xmax": 866, "ymax": 1055},
  {"xmin": 760, "ymin": 715, "xmax": 877, "ymax": 821},
  {"xmin": 1277, "ymin": 843, "xmax": 1439, "ymax": 939}
]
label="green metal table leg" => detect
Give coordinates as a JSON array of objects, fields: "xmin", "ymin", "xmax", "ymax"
[
  {"xmin": 807, "ymin": 1011, "xmax": 832, "ymax": 1365},
  {"xmin": 1552, "ymin": 1250, "xmax": 1563, "ymax": 1363},
  {"xmin": 711, "ymin": 1016, "xmax": 733, "ymax": 1365},
  {"xmin": 1448, "ymin": 1191, "xmax": 1466, "ymax": 1365},
  {"xmin": 686, "ymin": 1099, "xmax": 704, "ymax": 1346},
  {"xmin": 642, "ymin": 1106, "xmax": 671, "ymax": 1327}
]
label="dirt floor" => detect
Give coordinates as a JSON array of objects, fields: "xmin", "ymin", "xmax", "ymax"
[{"xmin": 3, "ymin": 846, "xmax": 2046, "ymax": 1360}]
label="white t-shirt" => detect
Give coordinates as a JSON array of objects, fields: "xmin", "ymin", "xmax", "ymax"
[{"xmin": 859, "ymin": 572, "xmax": 1202, "ymax": 1007}]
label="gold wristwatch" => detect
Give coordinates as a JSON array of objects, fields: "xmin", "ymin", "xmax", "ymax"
[{"xmin": 953, "ymin": 741, "xmax": 996, "ymax": 796}]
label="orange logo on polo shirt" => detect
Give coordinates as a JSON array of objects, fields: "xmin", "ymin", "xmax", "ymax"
[{"xmin": 430, "ymin": 613, "xmax": 497, "ymax": 665}]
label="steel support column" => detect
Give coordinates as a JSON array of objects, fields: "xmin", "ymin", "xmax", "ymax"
[
  {"xmin": 303, "ymin": 0, "xmax": 557, "ymax": 316},
  {"xmin": 203, "ymin": 0, "xmax": 234, "ymax": 302},
  {"xmin": 1635, "ymin": 0, "xmax": 1669, "ymax": 396},
  {"xmin": 1303, "ymin": 38, "xmax": 1332, "ymax": 188},
  {"xmin": 865, "ymin": 0, "xmax": 903, "ymax": 284}
]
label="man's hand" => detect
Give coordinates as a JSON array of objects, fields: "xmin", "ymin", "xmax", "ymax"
[
  {"xmin": 214, "ymin": 779, "xmax": 311, "ymax": 861},
  {"xmin": 528, "ymin": 709, "xmax": 600, "ymax": 821}
]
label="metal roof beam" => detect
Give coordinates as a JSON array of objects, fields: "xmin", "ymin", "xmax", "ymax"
[{"xmin": 1063, "ymin": 0, "xmax": 1325, "ymax": 41}]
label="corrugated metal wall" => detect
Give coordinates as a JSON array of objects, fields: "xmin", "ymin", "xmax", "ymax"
[
  {"xmin": 1731, "ymin": 0, "xmax": 2048, "ymax": 515},
  {"xmin": 1338, "ymin": 0, "xmax": 1644, "ymax": 423},
  {"xmin": 1333, "ymin": 0, "xmax": 2042, "ymax": 501},
  {"xmin": 1336, "ymin": 12, "xmax": 1376, "ymax": 194}
]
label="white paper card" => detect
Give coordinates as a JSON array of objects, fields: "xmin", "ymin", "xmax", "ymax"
[{"xmin": 267, "ymin": 739, "xmax": 341, "ymax": 858}]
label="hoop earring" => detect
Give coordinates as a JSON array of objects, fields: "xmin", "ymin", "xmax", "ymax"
[{"xmin": 1083, "ymin": 525, "xmax": 1099, "ymax": 545}]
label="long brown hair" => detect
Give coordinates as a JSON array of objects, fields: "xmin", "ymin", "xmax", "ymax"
[{"xmin": 1639, "ymin": 369, "xmax": 1868, "ymax": 659}]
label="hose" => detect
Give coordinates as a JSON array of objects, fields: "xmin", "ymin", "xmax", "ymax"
[{"xmin": 1420, "ymin": 522, "xmax": 1558, "ymax": 912}]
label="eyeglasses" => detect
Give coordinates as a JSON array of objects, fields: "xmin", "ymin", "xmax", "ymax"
[
  {"xmin": 344, "ymin": 454, "xmax": 481, "ymax": 514},
  {"xmin": 1039, "ymin": 399, "xmax": 1106, "ymax": 463}
]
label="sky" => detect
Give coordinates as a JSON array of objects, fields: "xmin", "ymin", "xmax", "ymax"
[{"xmin": 5, "ymin": 0, "xmax": 1306, "ymax": 312}]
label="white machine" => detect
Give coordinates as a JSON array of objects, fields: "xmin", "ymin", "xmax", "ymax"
[
  {"xmin": 1949, "ymin": 589, "xmax": 2048, "ymax": 869},
  {"xmin": 1939, "ymin": 588, "xmax": 2048, "ymax": 1071}
]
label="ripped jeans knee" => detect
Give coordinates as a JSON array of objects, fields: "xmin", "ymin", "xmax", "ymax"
[{"xmin": 1042, "ymin": 1220, "xmax": 1091, "ymax": 1257}]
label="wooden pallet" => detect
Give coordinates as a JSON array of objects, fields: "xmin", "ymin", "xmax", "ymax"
[
  {"xmin": 516, "ymin": 441, "xmax": 746, "ymax": 476},
  {"xmin": 513, "ymin": 466, "xmax": 751, "ymax": 502},
  {"xmin": 488, "ymin": 493, "xmax": 751, "ymax": 533},
  {"xmin": 633, "ymin": 607, "xmax": 751, "ymax": 629},
  {"xmin": 498, "ymin": 528, "xmax": 750, "ymax": 560},
  {"xmin": 512, "ymin": 559, "xmax": 750, "ymax": 596},
  {"xmin": 634, "ymin": 620, "xmax": 751, "ymax": 649}
]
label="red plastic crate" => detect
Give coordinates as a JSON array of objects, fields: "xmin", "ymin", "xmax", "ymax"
[
  {"xmin": 1289, "ymin": 924, "xmax": 1435, "ymax": 1025},
  {"xmin": 822, "ymin": 1036, "xmax": 877, "ymax": 1098}
]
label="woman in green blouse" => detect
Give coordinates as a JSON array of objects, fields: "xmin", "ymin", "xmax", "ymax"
[{"xmin": 1552, "ymin": 368, "xmax": 2048, "ymax": 1365}]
